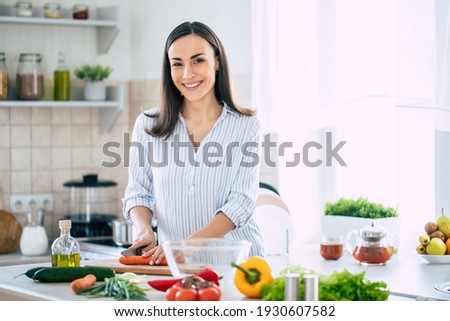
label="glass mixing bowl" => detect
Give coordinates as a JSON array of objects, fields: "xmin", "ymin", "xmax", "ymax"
[{"xmin": 162, "ymin": 238, "xmax": 251, "ymax": 284}]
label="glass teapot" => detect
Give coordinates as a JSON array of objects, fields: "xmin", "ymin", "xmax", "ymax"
[{"xmin": 345, "ymin": 221, "xmax": 395, "ymax": 265}]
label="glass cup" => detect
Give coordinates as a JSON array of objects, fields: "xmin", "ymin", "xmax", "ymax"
[{"xmin": 320, "ymin": 236, "xmax": 344, "ymax": 260}]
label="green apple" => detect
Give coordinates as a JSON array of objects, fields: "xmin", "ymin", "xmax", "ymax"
[{"xmin": 426, "ymin": 238, "xmax": 447, "ymax": 255}]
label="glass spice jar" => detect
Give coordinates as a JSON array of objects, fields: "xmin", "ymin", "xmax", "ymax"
[
  {"xmin": 16, "ymin": 53, "xmax": 44, "ymax": 100},
  {"xmin": 72, "ymin": 4, "xmax": 89, "ymax": 20},
  {"xmin": 14, "ymin": 1, "xmax": 33, "ymax": 17},
  {"xmin": 0, "ymin": 52, "xmax": 8, "ymax": 100},
  {"xmin": 44, "ymin": 3, "xmax": 61, "ymax": 19}
]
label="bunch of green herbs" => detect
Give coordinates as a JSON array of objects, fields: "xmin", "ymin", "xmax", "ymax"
[
  {"xmin": 261, "ymin": 266, "xmax": 390, "ymax": 301},
  {"xmin": 324, "ymin": 197, "xmax": 399, "ymax": 219}
]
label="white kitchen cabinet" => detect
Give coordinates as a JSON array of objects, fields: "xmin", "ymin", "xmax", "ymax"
[{"xmin": 0, "ymin": 5, "xmax": 120, "ymax": 54}]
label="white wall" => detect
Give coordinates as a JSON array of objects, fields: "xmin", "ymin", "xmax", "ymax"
[
  {"xmin": 0, "ymin": 0, "xmax": 251, "ymax": 81},
  {"xmin": 126, "ymin": 0, "xmax": 252, "ymax": 80}
]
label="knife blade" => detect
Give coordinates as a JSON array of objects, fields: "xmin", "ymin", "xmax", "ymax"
[{"xmin": 120, "ymin": 246, "xmax": 144, "ymax": 256}]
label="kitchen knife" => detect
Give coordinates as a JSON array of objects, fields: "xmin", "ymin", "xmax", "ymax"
[{"xmin": 120, "ymin": 246, "xmax": 144, "ymax": 256}]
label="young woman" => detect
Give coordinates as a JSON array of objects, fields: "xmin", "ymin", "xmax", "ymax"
[{"xmin": 123, "ymin": 21, "xmax": 264, "ymax": 264}]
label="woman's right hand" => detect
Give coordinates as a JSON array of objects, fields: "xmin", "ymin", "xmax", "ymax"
[{"xmin": 128, "ymin": 206, "xmax": 156, "ymax": 257}]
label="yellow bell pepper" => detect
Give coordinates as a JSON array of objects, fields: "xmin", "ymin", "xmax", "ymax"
[{"xmin": 232, "ymin": 256, "xmax": 274, "ymax": 298}]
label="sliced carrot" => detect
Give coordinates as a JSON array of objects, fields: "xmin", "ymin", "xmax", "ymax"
[
  {"xmin": 119, "ymin": 255, "xmax": 168, "ymax": 266},
  {"xmin": 70, "ymin": 274, "xmax": 97, "ymax": 292}
]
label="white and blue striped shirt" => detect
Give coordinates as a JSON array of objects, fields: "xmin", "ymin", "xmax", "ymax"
[{"xmin": 123, "ymin": 104, "xmax": 265, "ymax": 257}]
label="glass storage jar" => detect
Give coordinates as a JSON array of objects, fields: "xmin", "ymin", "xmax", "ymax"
[
  {"xmin": 14, "ymin": 1, "xmax": 32, "ymax": 17},
  {"xmin": 72, "ymin": 4, "xmax": 89, "ymax": 20},
  {"xmin": 44, "ymin": 3, "xmax": 61, "ymax": 19},
  {"xmin": 0, "ymin": 52, "xmax": 8, "ymax": 100},
  {"xmin": 16, "ymin": 53, "xmax": 44, "ymax": 100}
]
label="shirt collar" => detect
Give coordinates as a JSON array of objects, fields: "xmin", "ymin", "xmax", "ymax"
[
  {"xmin": 178, "ymin": 102, "xmax": 240, "ymax": 122},
  {"xmin": 223, "ymin": 103, "xmax": 240, "ymax": 118}
]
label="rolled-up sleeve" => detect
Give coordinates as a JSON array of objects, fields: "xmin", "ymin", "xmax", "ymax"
[
  {"xmin": 122, "ymin": 113, "xmax": 155, "ymax": 220},
  {"xmin": 215, "ymin": 118, "xmax": 261, "ymax": 229}
]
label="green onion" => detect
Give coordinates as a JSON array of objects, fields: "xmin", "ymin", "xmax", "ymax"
[{"xmin": 75, "ymin": 276, "xmax": 149, "ymax": 301}]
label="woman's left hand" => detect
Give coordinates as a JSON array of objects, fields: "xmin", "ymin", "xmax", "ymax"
[{"xmin": 145, "ymin": 244, "xmax": 166, "ymax": 265}]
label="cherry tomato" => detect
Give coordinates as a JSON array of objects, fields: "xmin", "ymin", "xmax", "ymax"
[
  {"xmin": 198, "ymin": 286, "xmax": 221, "ymax": 301},
  {"xmin": 175, "ymin": 288, "xmax": 198, "ymax": 301}
]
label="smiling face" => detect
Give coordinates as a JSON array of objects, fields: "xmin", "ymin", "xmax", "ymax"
[{"xmin": 168, "ymin": 34, "xmax": 219, "ymax": 107}]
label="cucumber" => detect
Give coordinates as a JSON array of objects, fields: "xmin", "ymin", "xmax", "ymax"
[
  {"xmin": 24, "ymin": 266, "xmax": 115, "ymax": 283},
  {"xmin": 25, "ymin": 267, "xmax": 47, "ymax": 279}
]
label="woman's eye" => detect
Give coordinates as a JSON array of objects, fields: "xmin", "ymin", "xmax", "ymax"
[
  {"xmin": 193, "ymin": 58, "xmax": 204, "ymax": 64},
  {"xmin": 172, "ymin": 63, "xmax": 182, "ymax": 67}
]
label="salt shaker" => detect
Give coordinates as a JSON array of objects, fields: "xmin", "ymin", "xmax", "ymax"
[
  {"xmin": 304, "ymin": 274, "xmax": 319, "ymax": 301},
  {"xmin": 284, "ymin": 273, "xmax": 300, "ymax": 301}
]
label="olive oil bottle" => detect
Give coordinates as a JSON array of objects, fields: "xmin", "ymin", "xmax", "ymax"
[
  {"xmin": 51, "ymin": 220, "xmax": 80, "ymax": 267},
  {"xmin": 53, "ymin": 52, "xmax": 70, "ymax": 101}
]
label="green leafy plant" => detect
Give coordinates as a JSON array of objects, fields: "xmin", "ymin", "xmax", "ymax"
[
  {"xmin": 74, "ymin": 64, "xmax": 113, "ymax": 82},
  {"xmin": 324, "ymin": 197, "xmax": 399, "ymax": 219}
]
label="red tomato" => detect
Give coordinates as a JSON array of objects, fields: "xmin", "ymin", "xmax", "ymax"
[
  {"xmin": 198, "ymin": 286, "xmax": 221, "ymax": 301},
  {"xmin": 175, "ymin": 288, "xmax": 198, "ymax": 301},
  {"xmin": 165, "ymin": 283, "xmax": 183, "ymax": 301},
  {"xmin": 165, "ymin": 286, "xmax": 180, "ymax": 301},
  {"xmin": 180, "ymin": 276, "xmax": 205, "ymax": 288}
]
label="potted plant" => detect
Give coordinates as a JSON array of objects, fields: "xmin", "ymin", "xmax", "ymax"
[
  {"xmin": 321, "ymin": 197, "xmax": 401, "ymax": 248},
  {"xmin": 74, "ymin": 64, "xmax": 113, "ymax": 101}
]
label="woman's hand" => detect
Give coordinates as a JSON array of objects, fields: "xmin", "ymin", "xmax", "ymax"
[
  {"xmin": 128, "ymin": 206, "xmax": 159, "ymax": 262},
  {"xmin": 144, "ymin": 244, "xmax": 166, "ymax": 265},
  {"xmin": 128, "ymin": 228, "xmax": 157, "ymax": 257}
]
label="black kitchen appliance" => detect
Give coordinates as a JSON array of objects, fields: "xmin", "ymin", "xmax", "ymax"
[{"xmin": 63, "ymin": 174, "xmax": 118, "ymax": 245}]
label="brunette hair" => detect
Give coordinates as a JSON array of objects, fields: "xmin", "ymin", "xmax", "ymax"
[{"xmin": 146, "ymin": 21, "xmax": 255, "ymax": 139}]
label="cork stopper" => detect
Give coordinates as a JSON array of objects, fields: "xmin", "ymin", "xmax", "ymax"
[{"xmin": 59, "ymin": 220, "xmax": 72, "ymax": 229}]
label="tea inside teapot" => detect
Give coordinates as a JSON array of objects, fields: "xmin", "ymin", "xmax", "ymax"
[{"xmin": 346, "ymin": 221, "xmax": 395, "ymax": 265}]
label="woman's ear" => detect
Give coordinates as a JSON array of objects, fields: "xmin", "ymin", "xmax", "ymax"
[{"xmin": 215, "ymin": 58, "xmax": 220, "ymax": 71}]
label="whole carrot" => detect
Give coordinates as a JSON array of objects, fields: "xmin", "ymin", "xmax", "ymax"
[
  {"xmin": 119, "ymin": 255, "xmax": 168, "ymax": 266},
  {"xmin": 70, "ymin": 274, "xmax": 97, "ymax": 292}
]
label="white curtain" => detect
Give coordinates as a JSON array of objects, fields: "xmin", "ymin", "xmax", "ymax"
[{"xmin": 252, "ymin": 0, "xmax": 437, "ymax": 245}]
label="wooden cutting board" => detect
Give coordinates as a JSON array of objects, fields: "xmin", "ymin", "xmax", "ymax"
[
  {"xmin": 0, "ymin": 193, "xmax": 23, "ymax": 253},
  {"xmin": 86, "ymin": 259, "xmax": 172, "ymax": 276}
]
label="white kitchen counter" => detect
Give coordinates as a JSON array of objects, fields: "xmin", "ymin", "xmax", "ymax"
[
  {"xmin": 0, "ymin": 261, "xmax": 244, "ymax": 301},
  {"xmin": 286, "ymin": 244, "xmax": 450, "ymax": 301},
  {"xmin": 0, "ymin": 243, "xmax": 449, "ymax": 301},
  {"xmin": 0, "ymin": 248, "xmax": 51, "ymax": 267}
]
